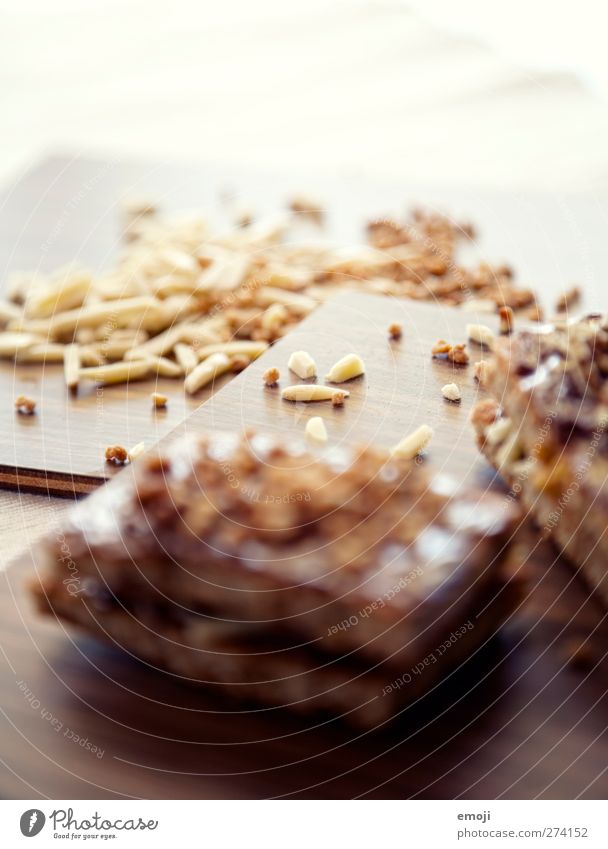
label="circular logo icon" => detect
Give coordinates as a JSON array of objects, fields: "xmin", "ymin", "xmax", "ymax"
[{"xmin": 19, "ymin": 810, "xmax": 46, "ymax": 837}]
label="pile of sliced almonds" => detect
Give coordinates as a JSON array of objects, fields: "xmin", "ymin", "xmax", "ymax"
[{"xmin": 0, "ymin": 199, "xmax": 540, "ymax": 397}]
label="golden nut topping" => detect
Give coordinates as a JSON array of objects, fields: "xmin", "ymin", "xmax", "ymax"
[
  {"xmin": 15, "ymin": 394, "xmax": 36, "ymax": 415},
  {"xmin": 105, "ymin": 444, "xmax": 129, "ymax": 465}
]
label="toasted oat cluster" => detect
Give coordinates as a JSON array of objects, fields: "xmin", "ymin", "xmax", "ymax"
[
  {"xmin": 0, "ymin": 202, "xmax": 540, "ymax": 399},
  {"xmin": 471, "ymin": 314, "xmax": 608, "ymax": 607},
  {"xmin": 31, "ymin": 430, "xmax": 520, "ymax": 727}
]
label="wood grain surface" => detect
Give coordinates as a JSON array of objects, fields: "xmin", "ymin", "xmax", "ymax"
[
  {"xmin": 2, "ymin": 153, "xmax": 608, "ymax": 493},
  {"xmin": 2, "ymin": 292, "xmax": 608, "ymax": 799},
  {"xmin": 2, "ymin": 156, "xmax": 608, "ymax": 800},
  {"xmin": 163, "ymin": 292, "xmax": 499, "ymax": 483}
]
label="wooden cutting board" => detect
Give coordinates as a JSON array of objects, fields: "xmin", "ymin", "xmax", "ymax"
[
  {"xmin": 2, "ymin": 290, "xmax": 608, "ymax": 800},
  {"xmin": 2, "ymin": 153, "xmax": 608, "ymax": 493}
]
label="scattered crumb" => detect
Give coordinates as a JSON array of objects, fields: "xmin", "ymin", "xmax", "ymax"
[
  {"xmin": 151, "ymin": 392, "xmax": 168, "ymax": 409},
  {"xmin": 524, "ymin": 304, "xmax": 543, "ymax": 322},
  {"xmin": 467, "ymin": 323, "xmax": 495, "ymax": 348},
  {"xmin": 555, "ymin": 285, "xmax": 581, "ymax": 313},
  {"xmin": 432, "ymin": 339, "xmax": 452, "ymax": 356},
  {"xmin": 105, "ymin": 444, "xmax": 129, "ymax": 465},
  {"xmin": 388, "ymin": 322, "xmax": 402, "ymax": 340},
  {"xmin": 441, "ymin": 383, "xmax": 461, "ymax": 402},
  {"xmin": 288, "ymin": 350, "xmax": 317, "ymax": 379},
  {"xmin": 263, "ymin": 366, "xmax": 280, "ymax": 386},
  {"xmin": 128, "ymin": 441, "xmax": 145, "ymax": 461},
  {"xmin": 470, "ymin": 398, "xmax": 500, "ymax": 428},
  {"xmin": 498, "ymin": 305, "xmax": 514, "ymax": 335},
  {"xmin": 448, "ymin": 344, "xmax": 470, "ymax": 365},
  {"xmin": 474, "ymin": 360, "xmax": 489, "ymax": 384},
  {"xmin": 15, "ymin": 395, "xmax": 36, "ymax": 415},
  {"xmin": 305, "ymin": 416, "xmax": 328, "ymax": 442},
  {"xmin": 331, "ymin": 390, "xmax": 347, "ymax": 407},
  {"xmin": 326, "ymin": 353, "xmax": 365, "ymax": 382},
  {"xmin": 231, "ymin": 354, "xmax": 250, "ymax": 373},
  {"xmin": 392, "ymin": 424, "xmax": 434, "ymax": 459}
]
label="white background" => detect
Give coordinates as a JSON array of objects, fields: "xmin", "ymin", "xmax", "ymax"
[{"xmin": 1, "ymin": 0, "xmax": 608, "ymax": 192}]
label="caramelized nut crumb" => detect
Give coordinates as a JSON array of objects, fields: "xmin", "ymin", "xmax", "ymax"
[
  {"xmin": 470, "ymin": 398, "xmax": 501, "ymax": 428},
  {"xmin": 432, "ymin": 339, "xmax": 452, "ymax": 356},
  {"xmin": 498, "ymin": 305, "xmax": 514, "ymax": 335},
  {"xmin": 151, "ymin": 392, "xmax": 168, "ymax": 409},
  {"xmin": 555, "ymin": 285, "xmax": 581, "ymax": 313},
  {"xmin": 331, "ymin": 390, "xmax": 347, "ymax": 407},
  {"xmin": 388, "ymin": 322, "xmax": 402, "ymax": 340},
  {"xmin": 144, "ymin": 454, "xmax": 171, "ymax": 474},
  {"xmin": 105, "ymin": 445, "xmax": 129, "ymax": 465},
  {"xmin": 263, "ymin": 366, "xmax": 280, "ymax": 386},
  {"xmin": 15, "ymin": 395, "xmax": 36, "ymax": 415},
  {"xmin": 448, "ymin": 344, "xmax": 469, "ymax": 365}
]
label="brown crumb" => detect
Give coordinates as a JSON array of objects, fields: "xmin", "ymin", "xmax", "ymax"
[
  {"xmin": 431, "ymin": 339, "xmax": 452, "ymax": 356},
  {"xmin": 151, "ymin": 392, "xmax": 168, "ymax": 409},
  {"xmin": 331, "ymin": 390, "xmax": 347, "ymax": 407},
  {"xmin": 144, "ymin": 453, "xmax": 171, "ymax": 474},
  {"xmin": 231, "ymin": 354, "xmax": 251, "ymax": 373},
  {"xmin": 498, "ymin": 305, "xmax": 514, "ymax": 335},
  {"xmin": 447, "ymin": 343, "xmax": 469, "ymax": 365},
  {"xmin": 555, "ymin": 285, "xmax": 581, "ymax": 313},
  {"xmin": 15, "ymin": 395, "xmax": 36, "ymax": 415},
  {"xmin": 105, "ymin": 444, "xmax": 129, "ymax": 465},
  {"xmin": 388, "ymin": 322, "xmax": 402, "ymax": 340},
  {"xmin": 470, "ymin": 398, "xmax": 500, "ymax": 429},
  {"xmin": 523, "ymin": 304, "xmax": 544, "ymax": 322},
  {"xmin": 263, "ymin": 366, "xmax": 280, "ymax": 386}
]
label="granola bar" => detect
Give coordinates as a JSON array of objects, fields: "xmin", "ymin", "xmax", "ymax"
[
  {"xmin": 31, "ymin": 431, "xmax": 521, "ymax": 725},
  {"xmin": 471, "ymin": 314, "xmax": 608, "ymax": 607}
]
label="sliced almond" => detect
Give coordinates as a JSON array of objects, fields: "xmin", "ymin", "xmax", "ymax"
[
  {"xmin": 196, "ymin": 340, "xmax": 268, "ymax": 361},
  {"xmin": 392, "ymin": 425, "xmax": 433, "ymax": 459},
  {"xmin": 63, "ymin": 343, "xmax": 80, "ymax": 392},
  {"xmin": 441, "ymin": 383, "xmax": 461, "ymax": 402},
  {"xmin": 174, "ymin": 343, "xmax": 198, "ymax": 375},
  {"xmin": 305, "ymin": 416, "xmax": 328, "ymax": 442},
  {"xmin": 466, "ymin": 323, "xmax": 495, "ymax": 349},
  {"xmin": 146, "ymin": 356, "xmax": 183, "ymax": 378},
  {"xmin": 16, "ymin": 342, "xmax": 66, "ymax": 363},
  {"xmin": 326, "ymin": 353, "xmax": 365, "ymax": 383},
  {"xmin": 261, "ymin": 303, "xmax": 288, "ymax": 332},
  {"xmin": 0, "ymin": 332, "xmax": 45, "ymax": 357},
  {"xmin": 288, "ymin": 350, "xmax": 317, "ymax": 379},
  {"xmin": 184, "ymin": 352, "xmax": 231, "ymax": 394},
  {"xmin": 79, "ymin": 359, "xmax": 152, "ymax": 385},
  {"xmin": 128, "ymin": 441, "xmax": 146, "ymax": 461},
  {"xmin": 281, "ymin": 384, "xmax": 349, "ymax": 402}
]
